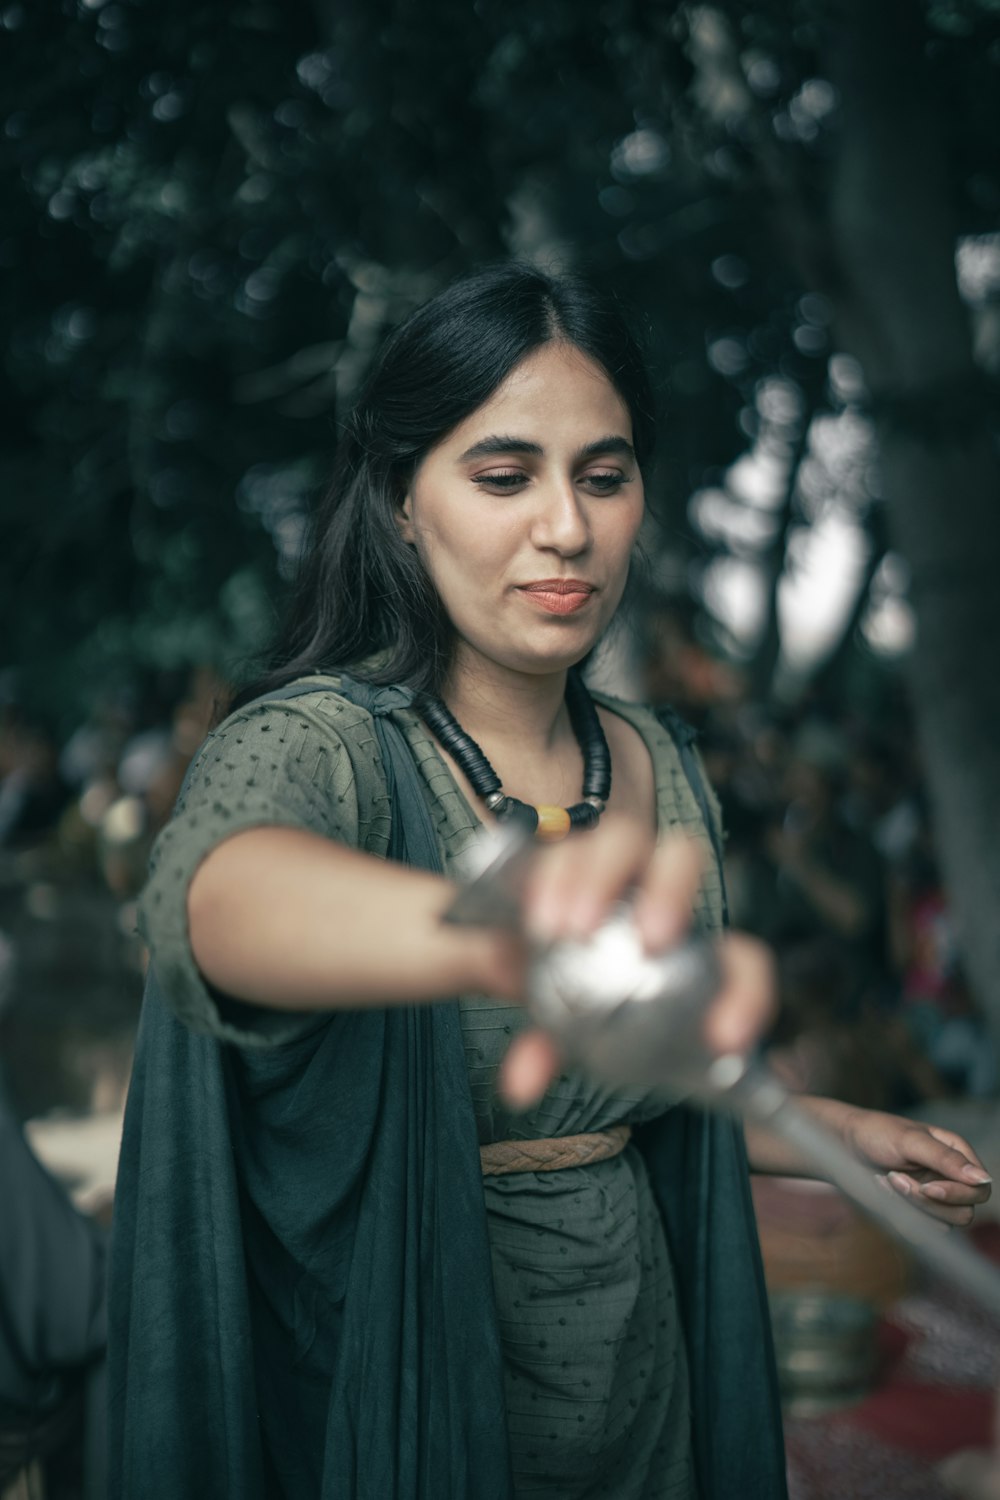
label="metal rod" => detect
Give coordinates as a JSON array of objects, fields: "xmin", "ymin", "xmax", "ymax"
[{"xmin": 721, "ymin": 1063, "xmax": 1000, "ymax": 1320}]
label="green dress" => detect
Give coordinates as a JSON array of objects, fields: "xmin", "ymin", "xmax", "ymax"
[{"xmin": 133, "ymin": 681, "xmax": 733, "ymax": 1499}]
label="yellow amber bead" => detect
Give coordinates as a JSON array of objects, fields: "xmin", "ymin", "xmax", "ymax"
[{"xmin": 534, "ymin": 804, "xmax": 572, "ymax": 842}]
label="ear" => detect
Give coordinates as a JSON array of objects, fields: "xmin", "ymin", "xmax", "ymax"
[{"xmin": 396, "ymin": 490, "xmax": 416, "ymax": 545}]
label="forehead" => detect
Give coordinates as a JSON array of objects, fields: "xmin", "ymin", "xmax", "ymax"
[{"xmin": 441, "ymin": 342, "xmax": 632, "ymax": 451}]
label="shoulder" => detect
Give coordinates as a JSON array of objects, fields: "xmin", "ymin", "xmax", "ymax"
[
  {"xmin": 591, "ymin": 688, "xmax": 724, "ymax": 836},
  {"xmin": 589, "ymin": 689, "xmax": 694, "ymax": 741},
  {"xmin": 165, "ymin": 675, "xmax": 393, "ymax": 845},
  {"xmin": 211, "ymin": 674, "xmax": 380, "ymax": 744},
  {"xmin": 197, "ymin": 676, "xmax": 387, "ymax": 784}
]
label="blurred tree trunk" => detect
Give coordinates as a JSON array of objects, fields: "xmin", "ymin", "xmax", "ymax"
[
  {"xmin": 818, "ymin": 0, "xmax": 1000, "ymax": 1045},
  {"xmin": 809, "ymin": 508, "xmax": 888, "ymax": 703},
  {"xmin": 751, "ymin": 392, "xmax": 820, "ymax": 699}
]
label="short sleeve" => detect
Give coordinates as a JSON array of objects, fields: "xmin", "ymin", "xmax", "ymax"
[{"xmin": 137, "ymin": 692, "xmax": 392, "ymax": 1047}]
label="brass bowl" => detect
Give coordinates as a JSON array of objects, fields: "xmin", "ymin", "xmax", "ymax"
[{"xmin": 769, "ymin": 1290, "xmax": 879, "ymax": 1416}]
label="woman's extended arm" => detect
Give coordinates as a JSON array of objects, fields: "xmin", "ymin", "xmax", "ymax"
[
  {"xmin": 187, "ymin": 825, "xmax": 519, "ymax": 1010},
  {"xmin": 187, "ymin": 817, "xmax": 774, "ymax": 1041}
]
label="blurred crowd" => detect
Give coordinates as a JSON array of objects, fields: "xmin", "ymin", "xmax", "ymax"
[
  {"xmin": 0, "ymin": 667, "xmax": 227, "ymax": 1135},
  {"xmin": 0, "ymin": 665, "xmax": 224, "ymax": 1500}
]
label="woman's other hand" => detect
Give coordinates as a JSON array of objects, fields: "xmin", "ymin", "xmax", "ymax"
[
  {"xmin": 498, "ymin": 820, "xmax": 776, "ymax": 1107},
  {"xmin": 841, "ymin": 1106, "xmax": 992, "ymax": 1227},
  {"xmin": 768, "ymin": 1096, "xmax": 993, "ymax": 1227}
]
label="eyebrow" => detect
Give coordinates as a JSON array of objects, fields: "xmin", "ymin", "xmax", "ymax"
[{"xmin": 458, "ymin": 433, "xmax": 636, "ymax": 464}]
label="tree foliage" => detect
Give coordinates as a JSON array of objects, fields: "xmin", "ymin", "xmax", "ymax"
[{"xmin": 3, "ymin": 0, "xmax": 999, "ymax": 734}]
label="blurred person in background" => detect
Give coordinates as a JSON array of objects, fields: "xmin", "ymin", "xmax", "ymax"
[
  {"xmin": 760, "ymin": 720, "xmax": 887, "ymax": 990},
  {"xmin": 0, "ymin": 930, "xmax": 107, "ymax": 1500},
  {"xmin": 0, "ymin": 712, "xmax": 70, "ymax": 852},
  {"xmin": 109, "ymin": 264, "xmax": 990, "ymax": 1500}
]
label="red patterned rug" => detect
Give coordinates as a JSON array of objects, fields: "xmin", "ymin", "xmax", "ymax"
[{"xmin": 784, "ymin": 1225, "xmax": 1000, "ymax": 1498}]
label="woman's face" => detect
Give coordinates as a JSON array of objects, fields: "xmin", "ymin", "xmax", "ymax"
[{"xmin": 399, "ymin": 342, "xmax": 645, "ymax": 679}]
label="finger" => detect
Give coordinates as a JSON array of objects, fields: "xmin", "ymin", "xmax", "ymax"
[
  {"xmin": 702, "ymin": 932, "xmax": 777, "ymax": 1056},
  {"xmin": 925, "ymin": 1124, "xmax": 991, "ymax": 1177},
  {"xmin": 917, "ymin": 1179, "xmax": 992, "ymax": 1206},
  {"xmin": 890, "ymin": 1127, "xmax": 993, "ymax": 1188},
  {"xmin": 524, "ymin": 814, "xmax": 653, "ymax": 943},
  {"xmin": 887, "ymin": 1171, "xmax": 978, "ymax": 1226},
  {"xmin": 879, "ymin": 1177, "xmax": 962, "ymax": 1229},
  {"xmin": 631, "ymin": 835, "xmax": 704, "ymax": 953},
  {"xmin": 498, "ymin": 1028, "xmax": 562, "ymax": 1110}
]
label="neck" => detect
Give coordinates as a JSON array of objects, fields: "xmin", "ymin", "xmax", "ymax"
[{"xmin": 441, "ymin": 647, "xmax": 572, "ymax": 754}]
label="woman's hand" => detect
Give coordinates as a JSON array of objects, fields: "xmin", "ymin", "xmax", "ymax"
[
  {"xmin": 773, "ymin": 1096, "xmax": 992, "ymax": 1227},
  {"xmin": 498, "ymin": 818, "xmax": 777, "ymax": 1107},
  {"xmin": 839, "ymin": 1104, "xmax": 992, "ymax": 1227}
]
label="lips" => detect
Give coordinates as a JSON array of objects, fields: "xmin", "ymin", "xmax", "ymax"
[{"xmin": 518, "ymin": 579, "xmax": 597, "ymax": 616}]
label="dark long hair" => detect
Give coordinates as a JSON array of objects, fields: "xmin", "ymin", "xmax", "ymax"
[{"xmin": 228, "ymin": 262, "xmax": 656, "ymax": 713}]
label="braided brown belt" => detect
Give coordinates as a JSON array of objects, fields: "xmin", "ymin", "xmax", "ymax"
[{"xmin": 479, "ymin": 1124, "xmax": 632, "ymax": 1177}]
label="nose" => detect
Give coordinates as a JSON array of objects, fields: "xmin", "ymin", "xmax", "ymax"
[{"xmin": 530, "ymin": 477, "xmax": 591, "ymax": 557}]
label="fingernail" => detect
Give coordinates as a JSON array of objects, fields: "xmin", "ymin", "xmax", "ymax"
[
  {"xmin": 887, "ymin": 1171, "xmax": 912, "ymax": 1195},
  {"xmin": 962, "ymin": 1165, "xmax": 992, "ymax": 1185},
  {"xmin": 921, "ymin": 1183, "xmax": 950, "ymax": 1201}
]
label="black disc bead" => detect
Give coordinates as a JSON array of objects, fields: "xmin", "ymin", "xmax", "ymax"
[
  {"xmin": 565, "ymin": 672, "xmax": 612, "ymax": 801},
  {"xmin": 567, "ymin": 802, "xmax": 600, "ymax": 830},
  {"xmin": 415, "ymin": 696, "xmax": 502, "ymax": 798}
]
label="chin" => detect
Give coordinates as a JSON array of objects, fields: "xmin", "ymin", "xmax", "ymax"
[
  {"xmin": 472, "ymin": 632, "xmax": 599, "ymax": 678},
  {"xmin": 451, "ymin": 599, "xmax": 618, "ymax": 678}
]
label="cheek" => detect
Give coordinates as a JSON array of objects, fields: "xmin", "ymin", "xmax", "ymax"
[
  {"xmin": 412, "ymin": 506, "xmax": 514, "ymax": 599},
  {"xmin": 597, "ymin": 495, "xmax": 645, "ymax": 559},
  {"xmin": 432, "ymin": 510, "xmax": 521, "ymax": 577}
]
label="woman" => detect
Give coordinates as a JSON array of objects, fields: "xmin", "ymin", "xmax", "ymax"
[{"xmin": 109, "ymin": 264, "xmax": 989, "ymax": 1500}]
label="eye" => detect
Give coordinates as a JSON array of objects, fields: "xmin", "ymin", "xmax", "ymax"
[
  {"xmin": 581, "ymin": 469, "xmax": 630, "ymax": 493},
  {"xmin": 470, "ymin": 469, "xmax": 528, "ymax": 491}
]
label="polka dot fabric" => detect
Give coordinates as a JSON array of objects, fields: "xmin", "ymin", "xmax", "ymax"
[{"xmin": 138, "ymin": 692, "xmax": 392, "ymax": 1045}]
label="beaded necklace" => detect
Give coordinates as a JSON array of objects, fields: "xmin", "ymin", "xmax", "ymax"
[{"xmin": 415, "ymin": 671, "xmax": 611, "ymax": 842}]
